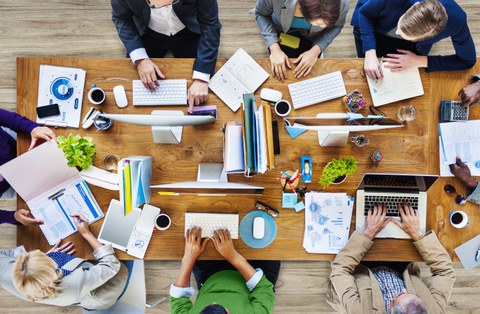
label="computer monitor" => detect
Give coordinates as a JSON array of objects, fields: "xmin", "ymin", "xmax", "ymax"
[
  {"xmin": 151, "ymin": 163, "xmax": 264, "ymax": 196},
  {"xmin": 98, "ymin": 110, "xmax": 215, "ymax": 144},
  {"xmin": 284, "ymin": 113, "xmax": 404, "ymax": 147}
]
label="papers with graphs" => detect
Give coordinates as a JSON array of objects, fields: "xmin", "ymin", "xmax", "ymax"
[{"xmin": 303, "ymin": 192, "xmax": 354, "ymax": 254}]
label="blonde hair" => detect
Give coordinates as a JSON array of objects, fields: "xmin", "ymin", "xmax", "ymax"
[
  {"xmin": 12, "ymin": 250, "xmax": 63, "ymax": 301},
  {"xmin": 399, "ymin": 0, "xmax": 447, "ymax": 40}
]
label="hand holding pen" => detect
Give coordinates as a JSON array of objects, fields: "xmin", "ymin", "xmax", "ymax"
[{"xmin": 72, "ymin": 214, "xmax": 90, "ymax": 236}]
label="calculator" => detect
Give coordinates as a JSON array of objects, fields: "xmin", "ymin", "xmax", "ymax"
[{"xmin": 440, "ymin": 100, "xmax": 469, "ymax": 122}]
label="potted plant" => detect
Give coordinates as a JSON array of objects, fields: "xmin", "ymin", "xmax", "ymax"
[
  {"xmin": 319, "ymin": 156, "xmax": 357, "ymax": 189},
  {"xmin": 57, "ymin": 134, "xmax": 96, "ymax": 170}
]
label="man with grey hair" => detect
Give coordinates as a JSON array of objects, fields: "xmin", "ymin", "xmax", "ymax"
[{"xmin": 327, "ymin": 203, "xmax": 455, "ymax": 313}]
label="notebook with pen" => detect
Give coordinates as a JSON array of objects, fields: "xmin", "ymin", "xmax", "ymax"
[
  {"xmin": 0, "ymin": 141, "xmax": 103, "ymax": 245},
  {"xmin": 118, "ymin": 156, "xmax": 152, "ymax": 216}
]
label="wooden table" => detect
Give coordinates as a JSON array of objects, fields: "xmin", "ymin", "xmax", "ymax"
[{"xmin": 16, "ymin": 57, "xmax": 480, "ymax": 261}]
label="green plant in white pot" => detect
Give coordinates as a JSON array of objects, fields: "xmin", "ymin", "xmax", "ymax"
[
  {"xmin": 319, "ymin": 156, "xmax": 357, "ymax": 189},
  {"xmin": 57, "ymin": 134, "xmax": 96, "ymax": 170}
]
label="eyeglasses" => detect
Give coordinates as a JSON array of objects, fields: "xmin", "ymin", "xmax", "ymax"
[
  {"xmin": 146, "ymin": 0, "xmax": 180, "ymax": 9},
  {"xmin": 444, "ymin": 184, "xmax": 467, "ymax": 205}
]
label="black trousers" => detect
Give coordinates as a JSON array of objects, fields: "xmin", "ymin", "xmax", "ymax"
[
  {"xmin": 138, "ymin": 27, "xmax": 200, "ymax": 59},
  {"xmin": 353, "ymin": 27, "xmax": 418, "ymax": 58},
  {"xmin": 193, "ymin": 260, "xmax": 281, "ymax": 291},
  {"xmin": 278, "ymin": 31, "xmax": 315, "ymax": 58}
]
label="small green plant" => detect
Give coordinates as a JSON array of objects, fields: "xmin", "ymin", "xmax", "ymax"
[
  {"xmin": 319, "ymin": 156, "xmax": 358, "ymax": 189},
  {"xmin": 57, "ymin": 134, "xmax": 96, "ymax": 170}
]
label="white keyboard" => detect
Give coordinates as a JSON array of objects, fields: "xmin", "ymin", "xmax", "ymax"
[
  {"xmin": 132, "ymin": 79, "xmax": 187, "ymax": 106},
  {"xmin": 185, "ymin": 213, "xmax": 239, "ymax": 239},
  {"xmin": 288, "ymin": 71, "xmax": 347, "ymax": 109}
]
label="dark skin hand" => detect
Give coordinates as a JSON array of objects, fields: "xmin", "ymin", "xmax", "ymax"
[
  {"xmin": 458, "ymin": 80, "xmax": 480, "ymax": 107},
  {"xmin": 449, "ymin": 157, "xmax": 478, "ymax": 190}
]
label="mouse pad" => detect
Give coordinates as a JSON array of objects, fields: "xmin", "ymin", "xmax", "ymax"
[{"xmin": 240, "ymin": 210, "xmax": 277, "ymax": 249}]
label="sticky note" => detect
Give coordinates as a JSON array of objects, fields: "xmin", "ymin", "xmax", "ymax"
[
  {"xmin": 282, "ymin": 192, "xmax": 297, "ymax": 208},
  {"xmin": 294, "ymin": 201, "xmax": 305, "ymax": 212}
]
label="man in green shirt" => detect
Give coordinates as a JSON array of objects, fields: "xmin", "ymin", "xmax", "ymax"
[{"xmin": 170, "ymin": 227, "xmax": 278, "ymax": 313}]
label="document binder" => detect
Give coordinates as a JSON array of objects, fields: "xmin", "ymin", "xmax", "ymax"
[{"xmin": 118, "ymin": 156, "xmax": 152, "ymax": 216}]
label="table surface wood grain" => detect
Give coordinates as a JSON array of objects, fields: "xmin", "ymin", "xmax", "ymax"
[{"xmin": 16, "ymin": 57, "xmax": 480, "ymax": 261}]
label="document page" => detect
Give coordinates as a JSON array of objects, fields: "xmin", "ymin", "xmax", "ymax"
[
  {"xmin": 209, "ymin": 67, "xmax": 249, "ymax": 112},
  {"xmin": 439, "ymin": 120, "xmax": 480, "ymax": 164},
  {"xmin": 29, "ymin": 178, "xmax": 103, "ymax": 245}
]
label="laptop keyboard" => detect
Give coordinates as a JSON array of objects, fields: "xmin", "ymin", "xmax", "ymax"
[{"xmin": 364, "ymin": 195, "xmax": 419, "ymax": 216}]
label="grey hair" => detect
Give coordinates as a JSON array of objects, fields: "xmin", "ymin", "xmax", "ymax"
[{"xmin": 392, "ymin": 299, "xmax": 429, "ymax": 314}]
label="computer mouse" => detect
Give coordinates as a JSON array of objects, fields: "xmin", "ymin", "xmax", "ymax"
[
  {"xmin": 253, "ymin": 216, "xmax": 265, "ymax": 239},
  {"xmin": 260, "ymin": 88, "xmax": 282, "ymax": 103},
  {"xmin": 113, "ymin": 85, "xmax": 128, "ymax": 108}
]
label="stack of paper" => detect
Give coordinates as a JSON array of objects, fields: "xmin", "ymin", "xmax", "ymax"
[
  {"xmin": 438, "ymin": 120, "xmax": 480, "ymax": 177},
  {"xmin": 303, "ymin": 192, "xmax": 354, "ymax": 254},
  {"xmin": 118, "ymin": 156, "xmax": 152, "ymax": 216}
]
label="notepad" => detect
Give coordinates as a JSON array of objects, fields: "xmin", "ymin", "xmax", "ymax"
[
  {"xmin": 209, "ymin": 48, "xmax": 269, "ymax": 112},
  {"xmin": 366, "ymin": 63, "xmax": 424, "ymax": 107}
]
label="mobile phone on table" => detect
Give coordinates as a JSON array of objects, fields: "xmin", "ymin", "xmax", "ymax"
[{"xmin": 36, "ymin": 103, "xmax": 60, "ymax": 119}]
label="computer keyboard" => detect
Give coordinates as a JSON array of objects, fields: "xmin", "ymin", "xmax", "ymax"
[
  {"xmin": 184, "ymin": 213, "xmax": 239, "ymax": 239},
  {"xmin": 288, "ymin": 71, "xmax": 347, "ymax": 109},
  {"xmin": 364, "ymin": 195, "xmax": 419, "ymax": 217},
  {"xmin": 132, "ymin": 79, "xmax": 187, "ymax": 106}
]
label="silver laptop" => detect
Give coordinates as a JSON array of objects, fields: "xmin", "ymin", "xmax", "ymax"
[{"xmin": 355, "ymin": 173, "xmax": 438, "ymax": 238}]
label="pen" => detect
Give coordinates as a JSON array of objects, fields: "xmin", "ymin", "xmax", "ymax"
[
  {"xmin": 476, "ymin": 244, "xmax": 480, "ymax": 262},
  {"xmin": 70, "ymin": 215, "xmax": 85, "ymax": 223}
]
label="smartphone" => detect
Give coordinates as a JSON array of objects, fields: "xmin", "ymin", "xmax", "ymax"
[{"xmin": 36, "ymin": 104, "xmax": 60, "ymax": 119}]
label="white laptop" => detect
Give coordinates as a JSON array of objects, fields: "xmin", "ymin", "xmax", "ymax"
[
  {"xmin": 98, "ymin": 199, "xmax": 160, "ymax": 259},
  {"xmin": 355, "ymin": 173, "xmax": 438, "ymax": 238}
]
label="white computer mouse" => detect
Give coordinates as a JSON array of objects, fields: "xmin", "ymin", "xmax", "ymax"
[
  {"xmin": 253, "ymin": 216, "xmax": 265, "ymax": 239},
  {"xmin": 260, "ymin": 88, "xmax": 282, "ymax": 103},
  {"xmin": 113, "ymin": 85, "xmax": 128, "ymax": 108}
]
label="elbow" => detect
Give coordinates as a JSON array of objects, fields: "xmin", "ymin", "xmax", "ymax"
[{"xmin": 465, "ymin": 58, "xmax": 477, "ymax": 69}]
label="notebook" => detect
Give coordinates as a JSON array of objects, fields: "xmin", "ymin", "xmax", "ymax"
[
  {"xmin": 366, "ymin": 63, "xmax": 424, "ymax": 107},
  {"xmin": 209, "ymin": 48, "xmax": 269, "ymax": 112}
]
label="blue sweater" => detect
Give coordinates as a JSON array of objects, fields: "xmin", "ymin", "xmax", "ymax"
[{"xmin": 351, "ymin": 0, "xmax": 476, "ymax": 72}]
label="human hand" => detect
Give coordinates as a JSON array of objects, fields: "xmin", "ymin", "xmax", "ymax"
[
  {"xmin": 293, "ymin": 45, "xmax": 320, "ymax": 78},
  {"xmin": 136, "ymin": 58, "xmax": 165, "ymax": 91},
  {"xmin": 363, "ymin": 204, "xmax": 393, "ymax": 240},
  {"xmin": 449, "ymin": 156, "xmax": 478, "ymax": 190},
  {"xmin": 72, "ymin": 214, "xmax": 90, "ymax": 236},
  {"xmin": 269, "ymin": 43, "xmax": 291, "ymax": 82},
  {"xmin": 383, "ymin": 49, "xmax": 428, "ymax": 72},
  {"xmin": 187, "ymin": 80, "xmax": 209, "ymax": 113},
  {"xmin": 29, "ymin": 126, "xmax": 56, "ymax": 150},
  {"xmin": 183, "ymin": 227, "xmax": 209, "ymax": 263},
  {"xmin": 212, "ymin": 229, "xmax": 240, "ymax": 263},
  {"xmin": 14, "ymin": 209, "xmax": 44, "ymax": 226},
  {"xmin": 47, "ymin": 239, "xmax": 76, "ymax": 255},
  {"xmin": 364, "ymin": 49, "xmax": 383, "ymax": 79},
  {"xmin": 458, "ymin": 81, "xmax": 480, "ymax": 107},
  {"xmin": 391, "ymin": 203, "xmax": 424, "ymax": 241}
]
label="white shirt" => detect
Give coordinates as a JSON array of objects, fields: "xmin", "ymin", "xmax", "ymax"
[{"xmin": 130, "ymin": 6, "xmax": 210, "ymax": 82}]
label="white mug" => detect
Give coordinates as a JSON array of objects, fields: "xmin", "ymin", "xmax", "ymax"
[
  {"xmin": 154, "ymin": 213, "xmax": 171, "ymax": 231},
  {"xmin": 274, "ymin": 100, "xmax": 291, "ymax": 117},
  {"xmin": 449, "ymin": 210, "xmax": 469, "ymax": 229},
  {"xmin": 88, "ymin": 86, "xmax": 106, "ymax": 105}
]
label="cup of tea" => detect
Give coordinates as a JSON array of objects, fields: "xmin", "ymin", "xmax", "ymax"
[
  {"xmin": 274, "ymin": 100, "xmax": 291, "ymax": 117},
  {"xmin": 449, "ymin": 210, "xmax": 469, "ymax": 229},
  {"xmin": 88, "ymin": 84, "xmax": 106, "ymax": 105},
  {"xmin": 154, "ymin": 213, "xmax": 171, "ymax": 231}
]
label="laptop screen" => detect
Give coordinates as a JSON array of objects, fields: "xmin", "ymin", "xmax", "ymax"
[{"xmin": 358, "ymin": 173, "xmax": 438, "ymax": 191}]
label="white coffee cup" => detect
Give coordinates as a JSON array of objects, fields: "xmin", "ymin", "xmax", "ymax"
[
  {"xmin": 274, "ymin": 100, "xmax": 291, "ymax": 117},
  {"xmin": 88, "ymin": 85, "xmax": 106, "ymax": 105},
  {"xmin": 449, "ymin": 210, "xmax": 469, "ymax": 229},
  {"xmin": 154, "ymin": 213, "xmax": 171, "ymax": 231}
]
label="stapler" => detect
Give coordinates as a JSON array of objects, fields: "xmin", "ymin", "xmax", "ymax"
[{"xmin": 82, "ymin": 107, "xmax": 101, "ymax": 129}]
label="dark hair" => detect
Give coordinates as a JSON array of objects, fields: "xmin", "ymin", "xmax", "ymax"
[
  {"xmin": 298, "ymin": 0, "xmax": 342, "ymax": 27},
  {"xmin": 200, "ymin": 304, "xmax": 228, "ymax": 314},
  {"xmin": 399, "ymin": 0, "xmax": 447, "ymax": 40}
]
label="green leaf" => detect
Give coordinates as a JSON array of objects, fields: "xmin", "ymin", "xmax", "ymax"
[{"xmin": 57, "ymin": 134, "xmax": 96, "ymax": 170}]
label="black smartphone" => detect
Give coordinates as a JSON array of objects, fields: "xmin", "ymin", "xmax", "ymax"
[{"xmin": 36, "ymin": 104, "xmax": 60, "ymax": 119}]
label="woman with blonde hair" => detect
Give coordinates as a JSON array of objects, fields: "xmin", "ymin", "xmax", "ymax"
[{"xmin": 0, "ymin": 215, "xmax": 128, "ymax": 310}]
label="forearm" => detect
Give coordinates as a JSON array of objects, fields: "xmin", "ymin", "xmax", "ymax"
[
  {"xmin": 82, "ymin": 232, "xmax": 103, "ymax": 251},
  {"xmin": 175, "ymin": 258, "xmax": 195, "ymax": 288},
  {"xmin": 229, "ymin": 253, "xmax": 256, "ymax": 281}
]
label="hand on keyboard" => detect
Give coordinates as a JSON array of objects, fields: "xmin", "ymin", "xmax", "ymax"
[
  {"xmin": 293, "ymin": 45, "xmax": 320, "ymax": 79},
  {"xmin": 187, "ymin": 80, "xmax": 209, "ymax": 112},
  {"xmin": 363, "ymin": 204, "xmax": 392, "ymax": 240},
  {"xmin": 136, "ymin": 58, "xmax": 165, "ymax": 91},
  {"xmin": 391, "ymin": 203, "xmax": 424, "ymax": 241},
  {"xmin": 184, "ymin": 227, "xmax": 210, "ymax": 262},
  {"xmin": 212, "ymin": 229, "xmax": 240, "ymax": 262}
]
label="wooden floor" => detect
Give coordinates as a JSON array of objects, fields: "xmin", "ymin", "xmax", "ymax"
[{"xmin": 0, "ymin": 0, "xmax": 480, "ymax": 313}]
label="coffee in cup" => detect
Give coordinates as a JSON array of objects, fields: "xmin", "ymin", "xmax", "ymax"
[
  {"xmin": 88, "ymin": 85, "xmax": 106, "ymax": 105},
  {"xmin": 274, "ymin": 100, "xmax": 291, "ymax": 117},
  {"xmin": 154, "ymin": 213, "xmax": 171, "ymax": 231},
  {"xmin": 449, "ymin": 210, "xmax": 469, "ymax": 229}
]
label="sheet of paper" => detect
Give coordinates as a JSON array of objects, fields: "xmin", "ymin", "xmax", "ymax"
[
  {"xmin": 209, "ymin": 67, "xmax": 249, "ymax": 112},
  {"xmin": 29, "ymin": 178, "xmax": 103, "ymax": 245},
  {"xmin": 439, "ymin": 137, "xmax": 480, "ymax": 177},
  {"xmin": 255, "ymin": 107, "xmax": 267, "ymax": 174},
  {"xmin": 366, "ymin": 63, "xmax": 424, "ymax": 107},
  {"xmin": 439, "ymin": 120, "xmax": 480, "ymax": 164},
  {"xmin": 37, "ymin": 65, "xmax": 86, "ymax": 128},
  {"xmin": 224, "ymin": 123, "xmax": 245, "ymax": 173},
  {"xmin": 454, "ymin": 234, "xmax": 480, "ymax": 270}
]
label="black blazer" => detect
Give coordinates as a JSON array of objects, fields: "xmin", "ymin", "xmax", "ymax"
[{"xmin": 111, "ymin": 0, "xmax": 222, "ymax": 75}]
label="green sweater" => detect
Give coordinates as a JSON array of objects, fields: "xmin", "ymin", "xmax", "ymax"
[{"xmin": 170, "ymin": 270, "xmax": 275, "ymax": 314}]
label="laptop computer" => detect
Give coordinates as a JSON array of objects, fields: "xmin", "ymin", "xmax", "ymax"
[{"xmin": 355, "ymin": 173, "xmax": 438, "ymax": 239}]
